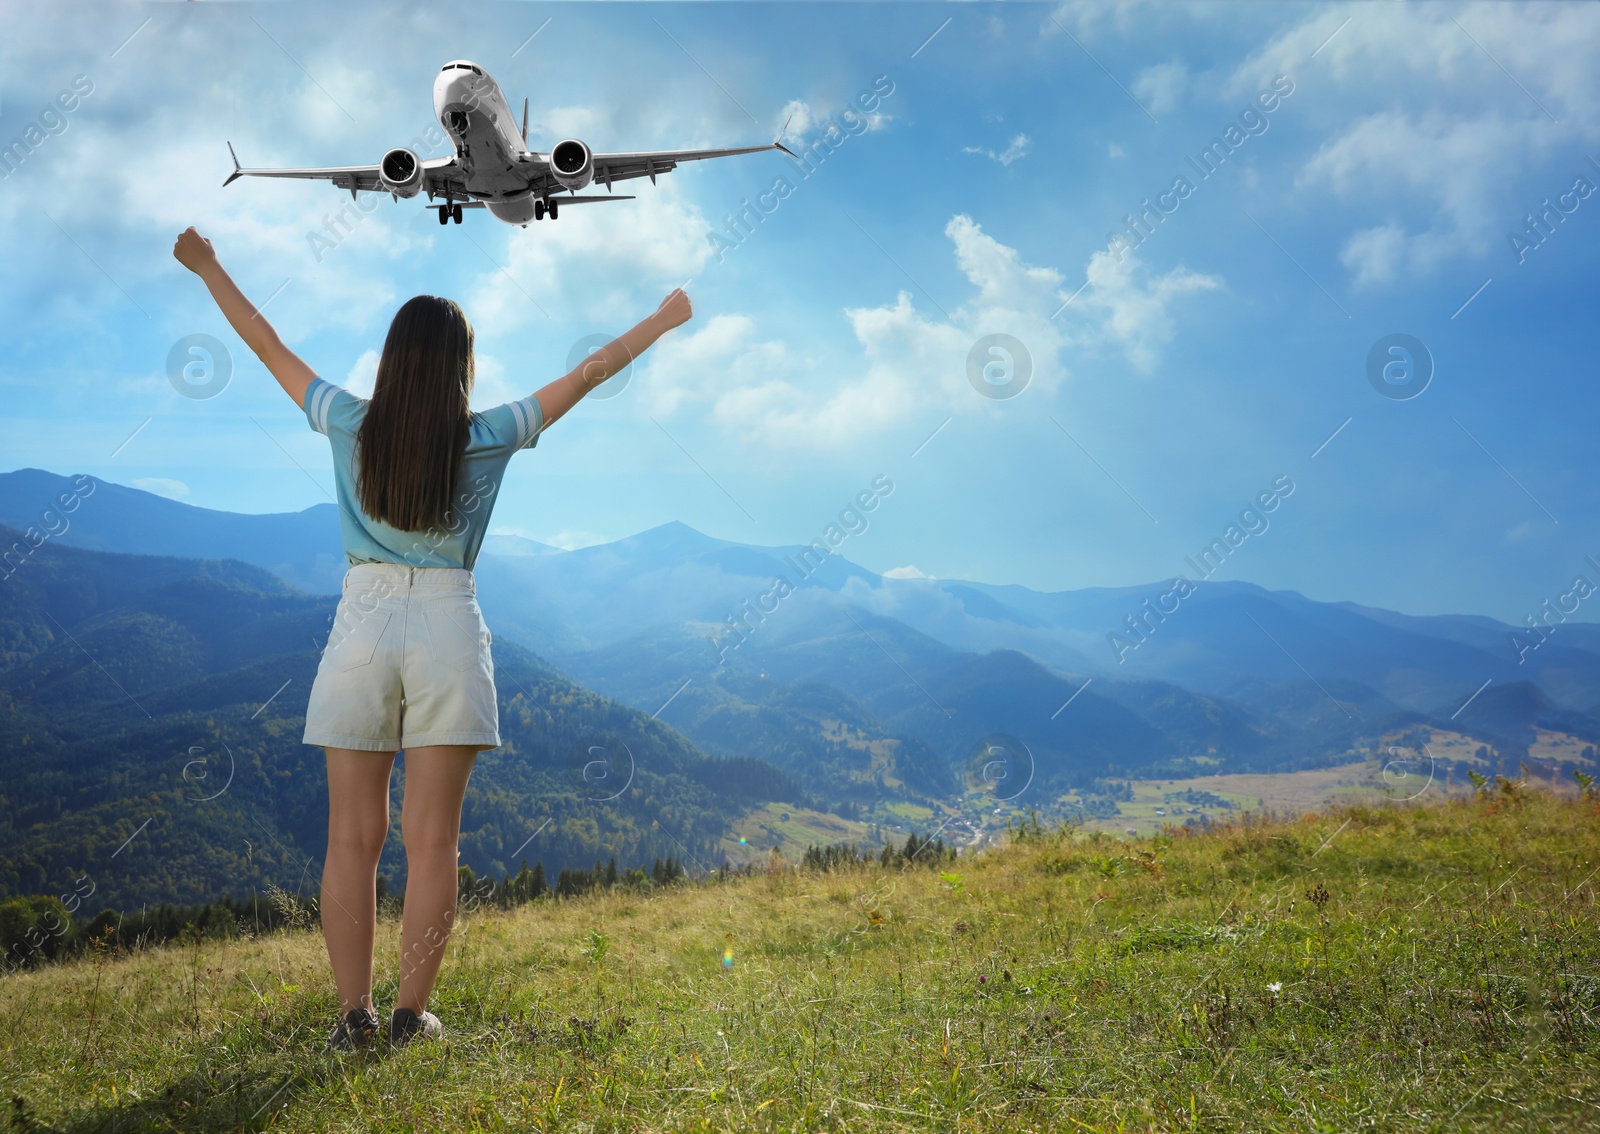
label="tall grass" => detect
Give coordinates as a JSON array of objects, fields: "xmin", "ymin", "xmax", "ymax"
[{"xmin": 1, "ymin": 789, "xmax": 1596, "ymax": 1132}]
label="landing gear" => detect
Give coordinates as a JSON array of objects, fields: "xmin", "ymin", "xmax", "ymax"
[
  {"xmin": 436, "ymin": 202, "xmax": 465, "ymax": 224},
  {"xmin": 533, "ymin": 198, "xmax": 559, "ymax": 221},
  {"xmin": 548, "ymin": 199, "xmax": 558, "ymax": 220},
  {"xmin": 533, "ymin": 199, "xmax": 545, "ymax": 221},
  {"xmin": 453, "ymin": 203, "xmax": 463, "ymax": 224}
]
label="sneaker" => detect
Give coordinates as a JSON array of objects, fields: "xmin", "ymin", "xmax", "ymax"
[
  {"xmin": 389, "ymin": 1006, "xmax": 442, "ymax": 1047},
  {"xmin": 327, "ymin": 1006, "xmax": 381, "ymax": 1051}
]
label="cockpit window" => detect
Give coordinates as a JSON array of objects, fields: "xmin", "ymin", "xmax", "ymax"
[{"xmin": 440, "ymin": 63, "xmax": 483, "ymax": 76}]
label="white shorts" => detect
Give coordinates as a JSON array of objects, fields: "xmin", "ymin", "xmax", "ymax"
[{"xmin": 302, "ymin": 564, "xmax": 499, "ymax": 752}]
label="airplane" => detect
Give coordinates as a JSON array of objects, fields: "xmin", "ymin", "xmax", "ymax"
[{"xmin": 224, "ymin": 58, "xmax": 798, "ymax": 226}]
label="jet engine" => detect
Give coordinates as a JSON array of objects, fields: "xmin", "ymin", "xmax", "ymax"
[
  {"xmin": 379, "ymin": 147, "xmax": 424, "ymax": 198},
  {"xmin": 549, "ymin": 139, "xmax": 593, "ymax": 191}
]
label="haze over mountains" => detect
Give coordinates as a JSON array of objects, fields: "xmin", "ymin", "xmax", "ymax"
[
  {"xmin": 3, "ymin": 466, "xmax": 1598, "ymax": 910},
  {"xmin": 7, "ymin": 467, "xmax": 1600, "ymax": 724}
]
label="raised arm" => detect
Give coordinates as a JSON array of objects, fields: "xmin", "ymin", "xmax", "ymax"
[
  {"xmin": 172, "ymin": 226, "xmax": 317, "ymax": 410},
  {"xmin": 533, "ymin": 288, "xmax": 693, "ymax": 431}
]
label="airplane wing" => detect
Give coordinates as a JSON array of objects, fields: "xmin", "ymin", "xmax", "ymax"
[
  {"xmin": 434, "ymin": 196, "xmax": 636, "ymax": 209},
  {"xmin": 518, "ymin": 194, "xmax": 636, "ymax": 204},
  {"xmin": 575, "ymin": 138, "xmax": 798, "ymax": 192},
  {"xmin": 224, "ymin": 119, "xmax": 798, "ymax": 202},
  {"xmin": 223, "ymin": 143, "xmax": 462, "ymax": 199}
]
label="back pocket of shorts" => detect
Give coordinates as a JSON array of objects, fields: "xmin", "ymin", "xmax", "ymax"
[
  {"xmin": 327, "ymin": 609, "xmax": 392, "ymax": 670},
  {"xmin": 424, "ymin": 605, "xmax": 484, "ymax": 672}
]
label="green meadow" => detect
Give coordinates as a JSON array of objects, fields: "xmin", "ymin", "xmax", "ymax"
[{"xmin": 2, "ymin": 785, "xmax": 1596, "ymax": 1132}]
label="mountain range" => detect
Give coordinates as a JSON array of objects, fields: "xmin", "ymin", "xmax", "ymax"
[{"xmin": 3, "ymin": 466, "xmax": 1598, "ymax": 909}]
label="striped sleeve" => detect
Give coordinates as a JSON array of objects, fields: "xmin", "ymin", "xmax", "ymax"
[
  {"xmin": 304, "ymin": 377, "xmax": 359, "ymax": 436},
  {"xmin": 484, "ymin": 394, "xmax": 545, "ymax": 451},
  {"xmin": 304, "ymin": 378, "xmax": 337, "ymax": 435}
]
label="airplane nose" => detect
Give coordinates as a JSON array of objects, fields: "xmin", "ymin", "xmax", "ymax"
[{"xmin": 435, "ymin": 78, "xmax": 473, "ymax": 119}]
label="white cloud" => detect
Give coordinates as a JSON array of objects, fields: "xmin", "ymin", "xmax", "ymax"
[
  {"xmin": 345, "ymin": 349, "xmax": 380, "ymax": 398},
  {"xmin": 775, "ymin": 99, "xmax": 817, "ymax": 142},
  {"xmin": 462, "ymin": 180, "xmax": 713, "ymax": 335},
  {"xmin": 1045, "ymin": 0, "xmax": 1166, "ymax": 39},
  {"xmin": 1338, "ymin": 223, "xmax": 1407, "ymax": 290},
  {"xmin": 644, "ymin": 213, "xmax": 1220, "ymax": 447},
  {"xmin": 471, "ymin": 353, "xmax": 524, "ymax": 410},
  {"xmin": 1237, "ymin": 4, "xmax": 1600, "ymax": 286},
  {"xmin": 776, "ymin": 94, "xmax": 892, "ymax": 149},
  {"xmin": 1132, "ymin": 61, "xmax": 1188, "ymax": 117},
  {"xmin": 533, "ymin": 105, "xmax": 610, "ymax": 144},
  {"xmin": 962, "ymin": 133, "xmax": 1031, "ymax": 166},
  {"xmin": 0, "ymin": 120, "xmax": 418, "ymax": 348},
  {"xmin": 1297, "ymin": 109, "xmax": 1533, "ymax": 277},
  {"xmin": 638, "ymin": 313, "xmax": 794, "ymax": 421},
  {"xmin": 1502, "ymin": 519, "xmax": 1537, "ymax": 545},
  {"xmin": 1227, "ymin": 4, "xmax": 1600, "ymax": 114},
  {"xmin": 130, "ymin": 477, "xmax": 190, "ymax": 500},
  {"xmin": 1075, "ymin": 248, "xmax": 1224, "ymax": 371},
  {"xmin": 541, "ymin": 529, "xmax": 608, "ymax": 551},
  {"xmin": 883, "ymin": 565, "xmax": 932, "ymax": 580}
]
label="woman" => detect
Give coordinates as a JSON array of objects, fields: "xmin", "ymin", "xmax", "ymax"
[{"xmin": 173, "ymin": 226, "xmax": 691, "ymax": 1050}]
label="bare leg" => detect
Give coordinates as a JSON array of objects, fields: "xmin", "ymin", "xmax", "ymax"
[
  {"xmin": 321, "ymin": 747, "xmax": 398, "ymax": 1014},
  {"xmin": 395, "ymin": 744, "xmax": 480, "ymax": 1014}
]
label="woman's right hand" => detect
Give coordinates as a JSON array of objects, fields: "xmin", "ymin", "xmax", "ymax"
[
  {"xmin": 654, "ymin": 288, "xmax": 692, "ymax": 331},
  {"xmin": 173, "ymin": 226, "xmax": 219, "ymax": 276}
]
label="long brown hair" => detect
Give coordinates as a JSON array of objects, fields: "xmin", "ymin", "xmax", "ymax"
[{"xmin": 355, "ymin": 295, "xmax": 474, "ymax": 532}]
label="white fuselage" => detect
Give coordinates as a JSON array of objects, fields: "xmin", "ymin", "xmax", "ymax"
[{"xmin": 431, "ymin": 60, "xmax": 539, "ymax": 223}]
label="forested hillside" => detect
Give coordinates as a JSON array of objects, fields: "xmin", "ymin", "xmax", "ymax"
[{"xmin": 0, "ymin": 525, "xmax": 811, "ymax": 911}]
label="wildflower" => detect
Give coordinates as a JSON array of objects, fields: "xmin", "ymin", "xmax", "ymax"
[{"xmin": 1267, "ymin": 982, "xmax": 1282, "ymax": 993}]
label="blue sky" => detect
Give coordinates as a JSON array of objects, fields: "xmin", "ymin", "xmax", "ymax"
[{"xmin": 2, "ymin": 1, "xmax": 1597, "ymax": 624}]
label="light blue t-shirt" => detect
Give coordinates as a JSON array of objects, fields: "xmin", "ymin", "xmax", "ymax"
[{"xmin": 303, "ymin": 375, "xmax": 543, "ymax": 570}]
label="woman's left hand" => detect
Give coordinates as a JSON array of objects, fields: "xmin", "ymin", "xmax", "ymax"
[
  {"xmin": 653, "ymin": 287, "xmax": 693, "ymax": 332},
  {"xmin": 173, "ymin": 226, "xmax": 218, "ymax": 275}
]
